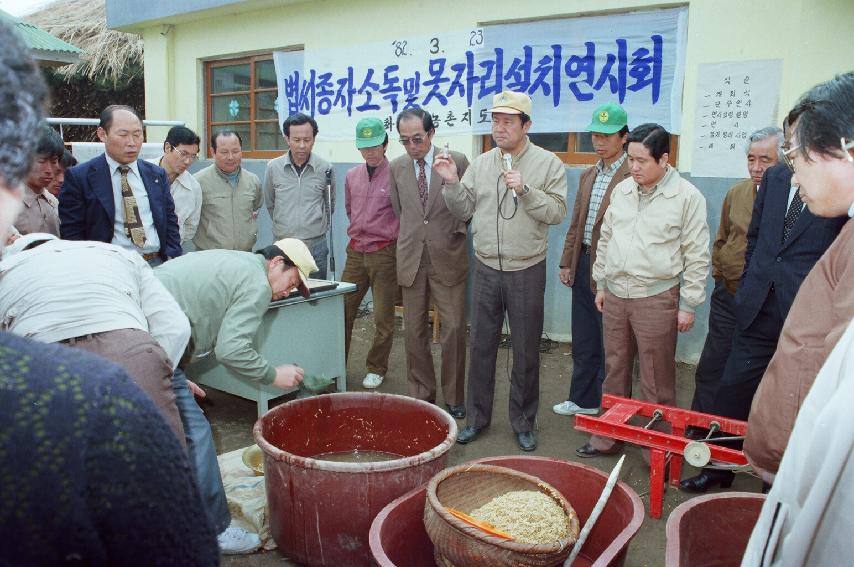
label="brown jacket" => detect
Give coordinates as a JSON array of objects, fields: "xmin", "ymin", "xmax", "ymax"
[
  {"xmin": 559, "ymin": 158, "xmax": 631, "ymax": 288},
  {"xmin": 712, "ymin": 179, "xmax": 756, "ymax": 293},
  {"xmin": 745, "ymin": 218, "xmax": 854, "ymax": 477},
  {"xmin": 389, "ymin": 148, "xmax": 470, "ymax": 287}
]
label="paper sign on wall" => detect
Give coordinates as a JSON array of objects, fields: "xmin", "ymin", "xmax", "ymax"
[{"xmin": 691, "ymin": 60, "xmax": 782, "ymax": 178}]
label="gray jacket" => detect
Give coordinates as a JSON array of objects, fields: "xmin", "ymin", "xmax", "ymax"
[{"xmin": 263, "ymin": 152, "xmax": 335, "ymax": 241}]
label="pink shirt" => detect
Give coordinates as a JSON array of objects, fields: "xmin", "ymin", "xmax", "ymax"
[{"xmin": 344, "ymin": 158, "xmax": 399, "ymax": 253}]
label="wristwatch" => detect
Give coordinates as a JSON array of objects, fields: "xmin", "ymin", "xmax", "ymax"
[{"xmin": 522, "ymin": 184, "xmax": 531, "ymax": 195}]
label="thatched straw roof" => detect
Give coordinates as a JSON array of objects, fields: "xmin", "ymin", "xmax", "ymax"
[{"xmin": 27, "ymin": 0, "xmax": 143, "ymax": 84}]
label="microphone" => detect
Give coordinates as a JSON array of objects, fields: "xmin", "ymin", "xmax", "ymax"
[{"xmin": 502, "ymin": 153, "xmax": 516, "ymax": 205}]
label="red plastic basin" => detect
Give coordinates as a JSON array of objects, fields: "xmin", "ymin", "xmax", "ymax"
[
  {"xmin": 254, "ymin": 393, "xmax": 457, "ymax": 567},
  {"xmin": 370, "ymin": 455, "xmax": 645, "ymax": 567},
  {"xmin": 666, "ymin": 491, "xmax": 765, "ymax": 567}
]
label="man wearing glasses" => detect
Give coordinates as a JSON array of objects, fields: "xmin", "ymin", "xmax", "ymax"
[
  {"xmin": 681, "ymin": 117, "xmax": 847, "ymax": 493},
  {"xmin": 150, "ymin": 126, "xmax": 202, "ymax": 251},
  {"xmin": 742, "ymin": 72, "xmax": 854, "ymax": 565},
  {"xmin": 194, "ymin": 129, "xmax": 262, "ymax": 252},
  {"xmin": 389, "ymin": 108, "xmax": 470, "ymax": 415}
]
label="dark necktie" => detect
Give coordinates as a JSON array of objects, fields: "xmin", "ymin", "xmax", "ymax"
[
  {"xmin": 782, "ymin": 189, "xmax": 804, "ymax": 242},
  {"xmin": 119, "ymin": 165, "xmax": 146, "ymax": 248},
  {"xmin": 417, "ymin": 159, "xmax": 428, "ymax": 209}
]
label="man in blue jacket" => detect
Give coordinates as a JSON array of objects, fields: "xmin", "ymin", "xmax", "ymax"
[{"xmin": 59, "ymin": 104, "xmax": 181, "ymax": 264}]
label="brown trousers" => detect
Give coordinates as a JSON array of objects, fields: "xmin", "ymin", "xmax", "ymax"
[
  {"xmin": 342, "ymin": 243, "xmax": 397, "ymax": 376},
  {"xmin": 64, "ymin": 328, "xmax": 185, "ymax": 445},
  {"xmin": 591, "ymin": 287, "xmax": 678, "ymax": 452},
  {"xmin": 403, "ymin": 247, "xmax": 466, "ymax": 406}
]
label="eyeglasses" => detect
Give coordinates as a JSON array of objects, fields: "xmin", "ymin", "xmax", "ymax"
[
  {"xmin": 783, "ymin": 137, "xmax": 854, "ymax": 173},
  {"xmin": 782, "ymin": 144, "xmax": 799, "ymax": 172},
  {"xmin": 170, "ymin": 145, "xmax": 198, "ymax": 163},
  {"xmin": 398, "ymin": 136, "xmax": 426, "ymax": 146}
]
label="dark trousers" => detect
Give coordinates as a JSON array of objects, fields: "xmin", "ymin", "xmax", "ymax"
[
  {"xmin": 691, "ymin": 281, "xmax": 737, "ymax": 413},
  {"xmin": 567, "ymin": 248, "xmax": 606, "ymax": 408},
  {"xmin": 711, "ymin": 290, "xmax": 786, "ymax": 420},
  {"xmin": 466, "ymin": 259, "xmax": 545, "ymax": 433}
]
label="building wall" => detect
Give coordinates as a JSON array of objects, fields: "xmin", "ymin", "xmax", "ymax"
[{"xmin": 146, "ymin": 0, "xmax": 853, "ymax": 361}]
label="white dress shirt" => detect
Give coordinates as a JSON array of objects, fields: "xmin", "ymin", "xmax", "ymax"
[
  {"xmin": 149, "ymin": 156, "xmax": 202, "ymax": 244},
  {"xmin": 105, "ymin": 153, "xmax": 161, "ymax": 255},
  {"xmin": 0, "ymin": 239, "xmax": 189, "ymax": 368}
]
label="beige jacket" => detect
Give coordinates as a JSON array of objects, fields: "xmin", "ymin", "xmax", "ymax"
[
  {"xmin": 593, "ymin": 166, "xmax": 710, "ymax": 311},
  {"xmin": 442, "ymin": 139, "xmax": 567, "ymax": 271},
  {"xmin": 193, "ymin": 165, "xmax": 262, "ymax": 252}
]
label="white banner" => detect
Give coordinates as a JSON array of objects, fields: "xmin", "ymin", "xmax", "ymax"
[
  {"xmin": 691, "ymin": 59, "xmax": 783, "ymax": 178},
  {"xmin": 275, "ymin": 7, "xmax": 688, "ymax": 140}
]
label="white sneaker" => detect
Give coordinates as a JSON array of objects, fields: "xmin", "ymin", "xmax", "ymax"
[
  {"xmin": 552, "ymin": 400, "xmax": 598, "ymax": 416},
  {"xmin": 217, "ymin": 525, "xmax": 261, "ymax": 555},
  {"xmin": 362, "ymin": 372, "xmax": 384, "ymax": 389}
]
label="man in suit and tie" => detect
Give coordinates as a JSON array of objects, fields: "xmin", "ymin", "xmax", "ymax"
[
  {"xmin": 59, "ymin": 105, "xmax": 181, "ymax": 264},
  {"xmin": 681, "ymin": 125, "xmax": 847, "ymax": 492},
  {"xmin": 389, "ymin": 108, "xmax": 470, "ymax": 419},
  {"xmin": 554, "ymin": 103, "xmax": 630, "ymax": 417}
]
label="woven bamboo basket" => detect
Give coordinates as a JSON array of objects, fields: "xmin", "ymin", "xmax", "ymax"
[{"xmin": 424, "ymin": 463, "xmax": 580, "ymax": 567}]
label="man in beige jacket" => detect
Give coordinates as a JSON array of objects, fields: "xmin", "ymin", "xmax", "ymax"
[
  {"xmin": 435, "ymin": 90, "xmax": 567, "ymax": 452},
  {"xmin": 194, "ymin": 130, "xmax": 262, "ymax": 251},
  {"xmin": 576, "ymin": 123, "xmax": 710, "ymax": 458}
]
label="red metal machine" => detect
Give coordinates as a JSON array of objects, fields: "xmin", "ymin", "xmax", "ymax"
[{"xmin": 574, "ymin": 394, "xmax": 749, "ymax": 519}]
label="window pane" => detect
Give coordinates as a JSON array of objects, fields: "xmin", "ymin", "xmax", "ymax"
[
  {"xmin": 212, "ymin": 95, "xmax": 251, "ymax": 122},
  {"xmin": 255, "ymin": 91, "xmax": 278, "ymax": 121},
  {"xmin": 211, "ymin": 64, "xmax": 251, "ymax": 93},
  {"xmin": 256, "ymin": 122, "xmax": 288, "ymax": 151},
  {"xmin": 528, "ymin": 133, "xmax": 569, "ymax": 152},
  {"xmin": 211, "ymin": 124, "xmax": 252, "ymax": 152},
  {"xmin": 575, "ymin": 132, "xmax": 594, "ymax": 152},
  {"xmin": 256, "ymin": 59, "xmax": 277, "ymax": 89}
]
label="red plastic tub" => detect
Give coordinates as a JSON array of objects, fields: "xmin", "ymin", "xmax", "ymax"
[
  {"xmin": 369, "ymin": 455, "xmax": 645, "ymax": 567},
  {"xmin": 254, "ymin": 393, "xmax": 457, "ymax": 567},
  {"xmin": 665, "ymin": 491, "xmax": 764, "ymax": 567}
]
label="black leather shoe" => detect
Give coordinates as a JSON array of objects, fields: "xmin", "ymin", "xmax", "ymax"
[
  {"xmin": 446, "ymin": 404, "xmax": 466, "ymax": 419},
  {"xmin": 575, "ymin": 443, "xmax": 620, "ymax": 458},
  {"xmin": 456, "ymin": 426, "xmax": 482, "ymax": 445},
  {"xmin": 516, "ymin": 431, "xmax": 537, "ymax": 452},
  {"xmin": 679, "ymin": 469, "xmax": 735, "ymax": 493}
]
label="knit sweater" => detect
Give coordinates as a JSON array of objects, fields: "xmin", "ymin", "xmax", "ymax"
[{"xmin": 0, "ymin": 332, "xmax": 219, "ymax": 565}]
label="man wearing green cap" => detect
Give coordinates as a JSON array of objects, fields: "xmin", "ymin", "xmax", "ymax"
[
  {"xmin": 341, "ymin": 118, "xmax": 399, "ymax": 389},
  {"xmin": 554, "ymin": 103, "xmax": 630, "ymax": 417}
]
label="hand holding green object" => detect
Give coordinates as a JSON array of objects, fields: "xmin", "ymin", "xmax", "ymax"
[{"xmin": 300, "ymin": 373, "xmax": 335, "ymax": 393}]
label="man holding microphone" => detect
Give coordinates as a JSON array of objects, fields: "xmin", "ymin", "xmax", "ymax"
[{"xmin": 434, "ymin": 90, "xmax": 567, "ymax": 451}]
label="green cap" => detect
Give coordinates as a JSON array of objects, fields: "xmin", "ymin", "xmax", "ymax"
[
  {"xmin": 355, "ymin": 117, "xmax": 386, "ymax": 149},
  {"xmin": 586, "ymin": 103, "xmax": 628, "ymax": 134}
]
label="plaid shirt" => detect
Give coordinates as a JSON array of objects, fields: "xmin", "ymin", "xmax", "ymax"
[{"xmin": 582, "ymin": 153, "xmax": 627, "ymax": 245}]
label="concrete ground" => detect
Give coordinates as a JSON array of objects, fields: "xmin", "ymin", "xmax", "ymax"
[{"xmin": 208, "ymin": 313, "xmax": 763, "ymax": 567}]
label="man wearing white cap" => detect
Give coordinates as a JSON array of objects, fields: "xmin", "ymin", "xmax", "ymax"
[
  {"xmin": 434, "ymin": 90, "xmax": 568, "ymax": 451},
  {"xmin": 154, "ymin": 238, "xmax": 313, "ymax": 554}
]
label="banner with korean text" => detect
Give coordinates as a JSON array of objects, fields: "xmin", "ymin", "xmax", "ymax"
[{"xmin": 274, "ymin": 7, "xmax": 687, "ymax": 140}]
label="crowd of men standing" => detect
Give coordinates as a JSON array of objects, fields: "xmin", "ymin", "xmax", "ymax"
[{"xmin": 1, "ymin": 13, "xmax": 853, "ymax": 561}]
